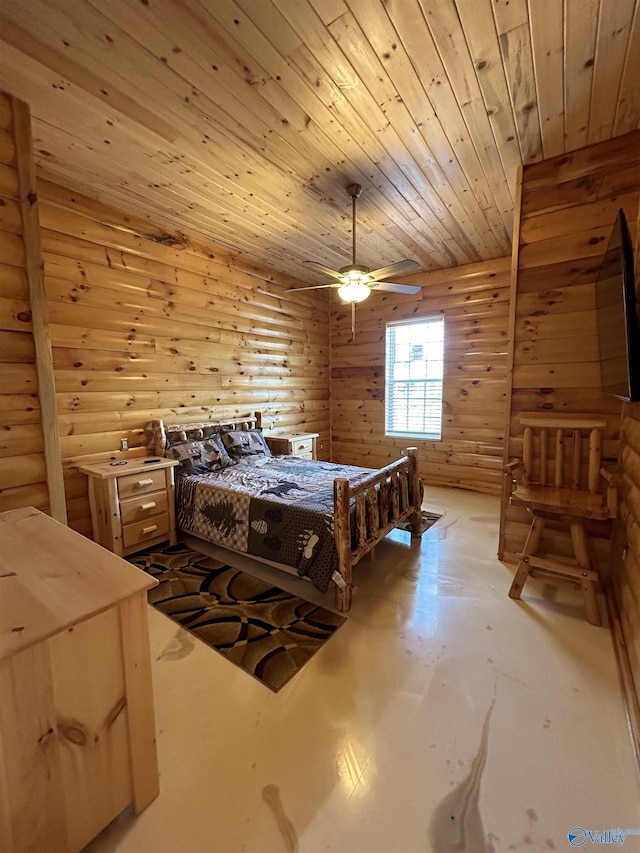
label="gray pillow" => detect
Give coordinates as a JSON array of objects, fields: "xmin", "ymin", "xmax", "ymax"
[
  {"xmin": 221, "ymin": 428, "xmax": 272, "ymax": 458},
  {"xmin": 166, "ymin": 434, "xmax": 233, "ymax": 475}
]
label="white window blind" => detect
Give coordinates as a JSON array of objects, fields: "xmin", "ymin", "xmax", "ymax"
[{"xmin": 385, "ymin": 317, "xmax": 444, "ymax": 440}]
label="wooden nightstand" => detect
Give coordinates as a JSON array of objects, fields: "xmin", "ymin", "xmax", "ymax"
[
  {"xmin": 80, "ymin": 457, "xmax": 179, "ymax": 557},
  {"xmin": 265, "ymin": 432, "xmax": 319, "ymax": 460}
]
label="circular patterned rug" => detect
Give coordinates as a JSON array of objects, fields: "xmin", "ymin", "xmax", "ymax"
[{"xmin": 129, "ymin": 542, "xmax": 346, "ymax": 692}]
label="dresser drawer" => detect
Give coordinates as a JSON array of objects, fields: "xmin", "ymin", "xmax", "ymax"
[
  {"xmin": 123, "ymin": 513, "xmax": 170, "ymax": 550},
  {"xmin": 291, "ymin": 436, "xmax": 314, "ymax": 456},
  {"xmin": 118, "ymin": 468, "xmax": 166, "ymax": 499},
  {"xmin": 120, "ymin": 490, "xmax": 168, "ymax": 525}
]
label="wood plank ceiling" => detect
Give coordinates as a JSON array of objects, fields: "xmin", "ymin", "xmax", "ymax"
[{"xmin": 0, "ymin": 0, "xmax": 639, "ymax": 284}]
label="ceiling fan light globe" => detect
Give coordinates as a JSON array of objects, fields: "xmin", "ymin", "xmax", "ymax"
[{"xmin": 338, "ymin": 282, "xmax": 371, "ymax": 303}]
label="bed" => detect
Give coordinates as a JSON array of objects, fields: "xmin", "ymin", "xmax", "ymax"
[{"xmin": 148, "ymin": 414, "xmax": 423, "ymax": 612}]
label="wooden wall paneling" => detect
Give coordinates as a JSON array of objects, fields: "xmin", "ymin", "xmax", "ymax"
[
  {"xmin": 500, "ymin": 131, "xmax": 640, "ymax": 570},
  {"xmin": 330, "ymin": 256, "xmax": 511, "ymax": 496},
  {"xmin": 611, "ymin": 402, "xmax": 640, "ymax": 763},
  {"xmin": 0, "ymin": 163, "xmax": 19, "ymax": 197},
  {"xmin": 35, "ymin": 180, "xmax": 331, "ymax": 534},
  {"xmin": 500, "ymin": 129, "xmax": 640, "ymax": 749}
]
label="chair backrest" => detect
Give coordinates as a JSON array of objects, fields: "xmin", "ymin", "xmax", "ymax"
[{"xmin": 519, "ymin": 415, "xmax": 607, "ymax": 494}]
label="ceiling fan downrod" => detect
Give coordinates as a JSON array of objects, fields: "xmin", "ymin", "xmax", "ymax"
[{"xmin": 346, "ymin": 183, "xmax": 362, "ymax": 267}]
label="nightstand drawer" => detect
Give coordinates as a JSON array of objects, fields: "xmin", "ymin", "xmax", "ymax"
[
  {"xmin": 291, "ymin": 437, "xmax": 314, "ymax": 455},
  {"xmin": 123, "ymin": 513, "xmax": 170, "ymax": 549},
  {"xmin": 118, "ymin": 468, "xmax": 166, "ymax": 499},
  {"xmin": 120, "ymin": 491, "xmax": 168, "ymax": 525}
]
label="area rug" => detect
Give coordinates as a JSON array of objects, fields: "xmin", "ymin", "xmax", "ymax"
[
  {"xmin": 129, "ymin": 542, "xmax": 345, "ymax": 692},
  {"xmin": 396, "ymin": 510, "xmax": 442, "ymax": 534}
]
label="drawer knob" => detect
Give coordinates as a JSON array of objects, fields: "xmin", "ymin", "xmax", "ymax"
[
  {"xmin": 141, "ymin": 524, "xmax": 158, "ymax": 536},
  {"xmin": 140, "ymin": 501, "xmax": 157, "ymax": 511},
  {"xmin": 136, "ymin": 478, "xmax": 154, "ymax": 487}
]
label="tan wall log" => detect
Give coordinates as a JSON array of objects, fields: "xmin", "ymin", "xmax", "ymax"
[
  {"xmin": 329, "ymin": 256, "xmax": 511, "ymax": 495},
  {"xmin": 37, "ymin": 179, "xmax": 331, "ymax": 534},
  {"xmin": 613, "ymin": 400, "xmax": 640, "ymax": 756}
]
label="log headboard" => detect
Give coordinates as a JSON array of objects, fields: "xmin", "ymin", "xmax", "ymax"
[{"xmin": 148, "ymin": 412, "xmax": 262, "ymax": 456}]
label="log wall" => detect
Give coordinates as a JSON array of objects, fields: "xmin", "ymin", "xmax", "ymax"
[
  {"xmin": 37, "ymin": 181, "xmax": 330, "ymax": 537},
  {"xmin": 330, "ymin": 257, "xmax": 512, "ymax": 495},
  {"xmin": 500, "ymin": 131, "xmax": 640, "ymax": 568},
  {"xmin": 614, "ymin": 408, "xmax": 640, "ymax": 719},
  {"xmin": 0, "ymin": 91, "xmax": 62, "ymax": 518},
  {"xmin": 610, "ymin": 196, "xmax": 640, "ymax": 757}
]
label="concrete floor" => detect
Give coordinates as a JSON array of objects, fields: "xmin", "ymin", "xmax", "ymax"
[{"xmin": 85, "ymin": 486, "xmax": 640, "ymax": 852}]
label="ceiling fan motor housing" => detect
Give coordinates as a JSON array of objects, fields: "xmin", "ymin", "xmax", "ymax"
[{"xmin": 339, "ymin": 264, "xmax": 371, "ymax": 276}]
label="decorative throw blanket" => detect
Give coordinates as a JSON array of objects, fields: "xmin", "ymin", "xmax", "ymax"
[{"xmin": 175, "ymin": 455, "xmax": 374, "ymax": 594}]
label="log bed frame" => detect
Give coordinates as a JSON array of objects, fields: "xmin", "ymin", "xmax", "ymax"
[{"xmin": 149, "ymin": 413, "xmax": 424, "ymax": 613}]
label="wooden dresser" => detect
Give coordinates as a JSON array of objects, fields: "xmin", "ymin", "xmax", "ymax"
[
  {"xmin": 81, "ymin": 457, "xmax": 179, "ymax": 556},
  {"xmin": 0, "ymin": 506, "xmax": 159, "ymax": 853},
  {"xmin": 265, "ymin": 432, "xmax": 319, "ymax": 460}
]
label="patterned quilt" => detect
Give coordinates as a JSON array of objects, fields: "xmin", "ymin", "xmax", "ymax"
[{"xmin": 175, "ymin": 455, "xmax": 374, "ymax": 594}]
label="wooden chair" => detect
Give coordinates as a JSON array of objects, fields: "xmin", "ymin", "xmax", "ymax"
[{"xmin": 504, "ymin": 415, "xmax": 619, "ymax": 626}]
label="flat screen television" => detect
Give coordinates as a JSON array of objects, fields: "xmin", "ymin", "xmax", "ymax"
[{"xmin": 595, "ymin": 207, "xmax": 640, "ymax": 402}]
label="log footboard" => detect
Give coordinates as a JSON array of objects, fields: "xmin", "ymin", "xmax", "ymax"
[{"xmin": 333, "ymin": 447, "xmax": 423, "ymax": 612}]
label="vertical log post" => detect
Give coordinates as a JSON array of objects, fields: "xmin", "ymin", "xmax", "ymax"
[
  {"xmin": 13, "ymin": 97, "xmax": 67, "ymax": 524},
  {"xmin": 390, "ymin": 472, "xmax": 400, "ymax": 522},
  {"xmin": 366, "ymin": 488, "xmax": 379, "ymax": 538},
  {"xmin": 152, "ymin": 420, "xmax": 167, "ymax": 457},
  {"xmin": 355, "ymin": 493, "xmax": 367, "ymax": 548},
  {"xmin": 555, "ymin": 429, "xmax": 564, "ymax": 486},
  {"xmin": 540, "ymin": 429, "xmax": 548, "ymax": 485},
  {"xmin": 407, "ymin": 447, "xmax": 423, "ymax": 539},
  {"xmin": 589, "ymin": 428, "xmax": 602, "ymax": 494},
  {"xmin": 333, "ymin": 477, "xmax": 353, "ymax": 612},
  {"xmin": 523, "ymin": 426, "xmax": 533, "ymax": 485},
  {"xmin": 572, "ymin": 429, "xmax": 581, "ymax": 488}
]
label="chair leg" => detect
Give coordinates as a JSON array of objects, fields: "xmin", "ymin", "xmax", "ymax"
[
  {"xmin": 570, "ymin": 522, "xmax": 601, "ymax": 627},
  {"xmin": 509, "ymin": 515, "xmax": 545, "ymax": 600}
]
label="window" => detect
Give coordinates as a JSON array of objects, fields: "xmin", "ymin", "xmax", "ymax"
[{"xmin": 385, "ymin": 317, "xmax": 444, "ymax": 440}]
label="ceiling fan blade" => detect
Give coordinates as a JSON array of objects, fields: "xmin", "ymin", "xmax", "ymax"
[
  {"xmin": 368, "ymin": 259, "xmax": 421, "ymax": 281},
  {"xmin": 372, "ymin": 282, "xmax": 422, "ymax": 295},
  {"xmin": 303, "ymin": 260, "xmax": 345, "ymax": 281},
  {"xmin": 283, "ymin": 283, "xmax": 342, "ymax": 293}
]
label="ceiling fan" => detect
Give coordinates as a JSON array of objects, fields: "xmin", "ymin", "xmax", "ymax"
[{"xmin": 284, "ymin": 184, "xmax": 422, "ymax": 337}]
